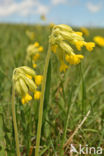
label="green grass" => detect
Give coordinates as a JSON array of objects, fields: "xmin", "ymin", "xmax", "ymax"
[{"xmin": 0, "ymin": 24, "xmax": 104, "ymax": 155}]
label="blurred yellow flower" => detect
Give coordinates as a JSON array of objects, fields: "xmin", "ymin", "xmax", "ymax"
[
  {"xmin": 26, "ymin": 42, "xmax": 44, "ymax": 68},
  {"xmin": 21, "ymin": 93, "xmax": 32, "ymax": 104},
  {"xmin": 93, "ymin": 36, "xmax": 104, "ymax": 47},
  {"xmin": 33, "ymin": 64, "xmax": 37, "ymax": 68},
  {"xmin": 35, "ymin": 75, "xmax": 43, "ymax": 86},
  {"xmin": 13, "ymin": 66, "xmax": 42, "ymax": 104},
  {"xmin": 65, "ymin": 54, "xmax": 84, "ymax": 65},
  {"xmin": 59, "ymin": 62, "xmax": 68, "ymax": 72},
  {"xmin": 34, "ymin": 42, "xmax": 39, "ymax": 47},
  {"xmin": 75, "ymin": 32, "xmax": 83, "ymax": 37},
  {"xmin": 80, "ymin": 27, "xmax": 89, "ymax": 36},
  {"xmin": 51, "ymin": 45, "xmax": 57, "ymax": 53},
  {"xmin": 38, "ymin": 46, "xmax": 43, "ymax": 52},
  {"xmin": 75, "ymin": 41, "xmax": 84, "ymax": 51},
  {"xmin": 85, "ymin": 42, "xmax": 95, "ymax": 52},
  {"xmin": 49, "ymin": 24, "xmax": 94, "ymax": 72},
  {"xmin": 33, "ymin": 54, "xmax": 40, "ymax": 61},
  {"xmin": 34, "ymin": 91, "xmax": 41, "ymax": 100}
]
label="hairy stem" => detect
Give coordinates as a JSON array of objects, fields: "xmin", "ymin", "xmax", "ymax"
[{"xmin": 12, "ymin": 82, "xmax": 20, "ymax": 156}]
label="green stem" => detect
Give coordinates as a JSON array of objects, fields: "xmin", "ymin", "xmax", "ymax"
[
  {"xmin": 35, "ymin": 45, "xmax": 51, "ymax": 156},
  {"xmin": 12, "ymin": 82, "xmax": 20, "ymax": 156}
]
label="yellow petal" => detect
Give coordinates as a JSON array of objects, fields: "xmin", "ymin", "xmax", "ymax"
[
  {"xmin": 34, "ymin": 91, "xmax": 41, "ymax": 100},
  {"xmin": 35, "ymin": 75, "xmax": 43, "ymax": 86},
  {"xmin": 34, "ymin": 42, "xmax": 39, "ymax": 47}
]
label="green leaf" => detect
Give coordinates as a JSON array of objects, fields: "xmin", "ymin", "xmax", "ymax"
[
  {"xmin": 42, "ymin": 60, "xmax": 51, "ymax": 138},
  {"xmin": 0, "ymin": 114, "xmax": 7, "ymax": 156}
]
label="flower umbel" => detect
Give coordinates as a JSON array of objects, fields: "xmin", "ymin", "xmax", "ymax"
[
  {"xmin": 49, "ymin": 24, "xmax": 95, "ymax": 72},
  {"xmin": 26, "ymin": 42, "xmax": 44, "ymax": 68},
  {"xmin": 13, "ymin": 66, "xmax": 38, "ymax": 104}
]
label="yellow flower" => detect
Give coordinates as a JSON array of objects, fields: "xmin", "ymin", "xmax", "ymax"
[
  {"xmin": 25, "ymin": 93, "xmax": 32, "ymax": 101},
  {"xmin": 80, "ymin": 27, "xmax": 89, "ymax": 36},
  {"xmin": 21, "ymin": 93, "xmax": 32, "ymax": 104},
  {"xmin": 13, "ymin": 66, "xmax": 37, "ymax": 104},
  {"xmin": 38, "ymin": 46, "xmax": 43, "ymax": 52},
  {"xmin": 59, "ymin": 62, "xmax": 68, "ymax": 72},
  {"xmin": 35, "ymin": 75, "xmax": 43, "ymax": 86},
  {"xmin": 75, "ymin": 41, "xmax": 84, "ymax": 51},
  {"xmin": 34, "ymin": 91, "xmax": 41, "ymax": 100},
  {"xmin": 75, "ymin": 32, "xmax": 83, "ymax": 37},
  {"xmin": 33, "ymin": 64, "xmax": 37, "ymax": 68},
  {"xmin": 85, "ymin": 42, "xmax": 95, "ymax": 52},
  {"xmin": 93, "ymin": 36, "xmax": 104, "ymax": 47},
  {"xmin": 21, "ymin": 98, "xmax": 25, "ymax": 104},
  {"xmin": 51, "ymin": 45, "xmax": 57, "ymax": 53},
  {"xmin": 65, "ymin": 54, "xmax": 84, "ymax": 65},
  {"xmin": 49, "ymin": 24, "xmax": 94, "ymax": 71},
  {"xmin": 34, "ymin": 42, "xmax": 39, "ymax": 47},
  {"xmin": 33, "ymin": 54, "xmax": 40, "ymax": 61},
  {"xmin": 26, "ymin": 74, "xmax": 32, "ymax": 79}
]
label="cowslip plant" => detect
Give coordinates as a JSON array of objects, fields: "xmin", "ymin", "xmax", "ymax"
[
  {"xmin": 26, "ymin": 42, "xmax": 43, "ymax": 68},
  {"xmin": 35, "ymin": 24, "xmax": 95, "ymax": 156},
  {"xmin": 49, "ymin": 24, "xmax": 95, "ymax": 72},
  {"xmin": 12, "ymin": 66, "xmax": 42, "ymax": 156}
]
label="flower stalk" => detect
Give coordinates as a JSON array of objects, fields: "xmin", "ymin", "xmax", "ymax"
[
  {"xmin": 35, "ymin": 44, "xmax": 51, "ymax": 156},
  {"xmin": 12, "ymin": 81, "xmax": 20, "ymax": 156}
]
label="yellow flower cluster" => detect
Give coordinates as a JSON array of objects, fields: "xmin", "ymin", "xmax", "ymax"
[
  {"xmin": 26, "ymin": 30, "xmax": 35, "ymax": 41},
  {"xmin": 80, "ymin": 27, "xmax": 89, "ymax": 36},
  {"xmin": 49, "ymin": 24, "xmax": 95, "ymax": 72},
  {"xmin": 26, "ymin": 42, "xmax": 43, "ymax": 68},
  {"xmin": 65, "ymin": 54, "xmax": 84, "ymax": 65},
  {"xmin": 93, "ymin": 36, "xmax": 104, "ymax": 47},
  {"xmin": 13, "ymin": 66, "xmax": 43, "ymax": 104}
]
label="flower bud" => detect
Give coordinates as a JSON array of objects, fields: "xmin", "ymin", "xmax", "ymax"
[
  {"xmin": 54, "ymin": 24, "xmax": 73, "ymax": 32},
  {"xmin": 60, "ymin": 31, "xmax": 74, "ymax": 41},
  {"xmin": 19, "ymin": 78, "xmax": 28, "ymax": 95},
  {"xmin": 20, "ymin": 66, "xmax": 36, "ymax": 77},
  {"xmin": 23, "ymin": 76, "xmax": 37, "ymax": 92},
  {"xmin": 15, "ymin": 80, "xmax": 22, "ymax": 95},
  {"xmin": 71, "ymin": 32, "xmax": 84, "ymax": 42},
  {"xmin": 59, "ymin": 41, "xmax": 74, "ymax": 55}
]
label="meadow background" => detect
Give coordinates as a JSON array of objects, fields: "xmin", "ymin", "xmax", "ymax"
[
  {"xmin": 0, "ymin": 0, "xmax": 104, "ymax": 155},
  {"xmin": 0, "ymin": 24, "xmax": 104, "ymax": 155}
]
